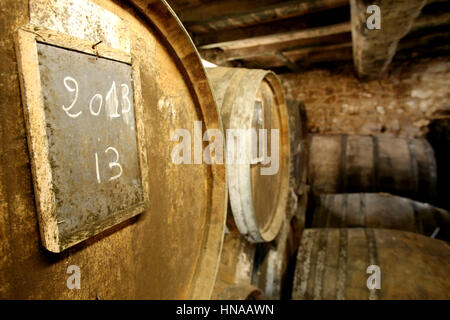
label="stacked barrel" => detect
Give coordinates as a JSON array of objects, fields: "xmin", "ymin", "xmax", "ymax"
[
  {"xmin": 249, "ymin": 99, "xmax": 310, "ymax": 299},
  {"xmin": 292, "ymin": 133, "xmax": 450, "ymax": 299},
  {"xmin": 206, "ymin": 67, "xmax": 299, "ymax": 299},
  {"xmin": 1, "ymin": 0, "xmax": 448, "ymax": 301}
]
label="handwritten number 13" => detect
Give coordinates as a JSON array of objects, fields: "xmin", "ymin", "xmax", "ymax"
[{"xmin": 95, "ymin": 147, "xmax": 123, "ymax": 184}]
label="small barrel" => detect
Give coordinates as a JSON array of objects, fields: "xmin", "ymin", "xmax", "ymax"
[
  {"xmin": 292, "ymin": 228, "xmax": 450, "ymax": 300},
  {"xmin": 310, "ymin": 193, "xmax": 450, "ymax": 241},
  {"xmin": 212, "ymin": 233, "xmax": 256, "ymax": 299},
  {"xmin": 207, "ymin": 67, "xmax": 290, "ymax": 243},
  {"xmin": 286, "ymin": 100, "xmax": 309, "ymax": 194},
  {"xmin": 0, "ymin": 0, "xmax": 226, "ymax": 299},
  {"xmin": 253, "ymin": 217, "xmax": 300, "ymax": 299},
  {"xmin": 308, "ymin": 134, "xmax": 438, "ymax": 204}
]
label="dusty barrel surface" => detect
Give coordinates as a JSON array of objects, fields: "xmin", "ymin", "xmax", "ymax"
[
  {"xmin": 286, "ymin": 100, "xmax": 309, "ymax": 194},
  {"xmin": 252, "ymin": 217, "xmax": 300, "ymax": 300},
  {"xmin": 206, "ymin": 67, "xmax": 290, "ymax": 243},
  {"xmin": 310, "ymin": 193, "xmax": 450, "ymax": 241},
  {"xmin": 212, "ymin": 233, "xmax": 256, "ymax": 300},
  {"xmin": 292, "ymin": 228, "xmax": 450, "ymax": 300},
  {"xmin": 308, "ymin": 134, "xmax": 438, "ymax": 204},
  {"xmin": 0, "ymin": 0, "xmax": 226, "ymax": 299}
]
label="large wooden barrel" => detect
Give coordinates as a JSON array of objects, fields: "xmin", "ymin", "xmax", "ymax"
[
  {"xmin": 0, "ymin": 0, "xmax": 226, "ymax": 299},
  {"xmin": 308, "ymin": 134, "xmax": 438, "ymax": 204},
  {"xmin": 207, "ymin": 67, "xmax": 290, "ymax": 243},
  {"xmin": 286, "ymin": 100, "xmax": 309, "ymax": 194},
  {"xmin": 292, "ymin": 228, "xmax": 450, "ymax": 300},
  {"xmin": 212, "ymin": 233, "xmax": 256, "ymax": 299},
  {"xmin": 310, "ymin": 193, "xmax": 450, "ymax": 241},
  {"xmin": 252, "ymin": 217, "xmax": 300, "ymax": 300}
]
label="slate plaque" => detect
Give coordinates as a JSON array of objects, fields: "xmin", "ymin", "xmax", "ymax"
[{"xmin": 35, "ymin": 43, "xmax": 145, "ymax": 249}]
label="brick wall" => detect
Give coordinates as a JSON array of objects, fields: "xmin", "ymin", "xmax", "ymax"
[{"xmin": 279, "ymin": 57, "xmax": 450, "ymax": 138}]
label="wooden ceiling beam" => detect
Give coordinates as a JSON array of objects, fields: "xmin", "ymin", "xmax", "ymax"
[
  {"xmin": 195, "ymin": 6, "xmax": 350, "ymax": 49},
  {"xmin": 282, "ymin": 41, "xmax": 352, "ymax": 58},
  {"xmin": 185, "ymin": 0, "xmax": 349, "ymax": 33},
  {"xmin": 294, "ymin": 46, "xmax": 353, "ymax": 65},
  {"xmin": 274, "ymin": 52, "xmax": 301, "ymax": 72},
  {"xmin": 210, "ymin": 32, "xmax": 352, "ymax": 61},
  {"xmin": 198, "ymin": 21, "xmax": 351, "ymax": 50},
  {"xmin": 350, "ymin": 0, "xmax": 427, "ymax": 79},
  {"xmin": 397, "ymin": 30, "xmax": 450, "ymax": 57},
  {"xmin": 236, "ymin": 46, "xmax": 353, "ymax": 69},
  {"xmin": 173, "ymin": 0, "xmax": 287, "ymax": 22},
  {"xmin": 411, "ymin": 11, "xmax": 450, "ymax": 32}
]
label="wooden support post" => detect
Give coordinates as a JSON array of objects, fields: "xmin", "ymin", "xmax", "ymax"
[{"xmin": 350, "ymin": 0, "xmax": 427, "ymax": 79}]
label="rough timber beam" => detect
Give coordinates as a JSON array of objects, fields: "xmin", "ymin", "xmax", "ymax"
[
  {"xmin": 198, "ymin": 22, "xmax": 351, "ymax": 50},
  {"xmin": 350, "ymin": 0, "xmax": 427, "ymax": 79},
  {"xmin": 185, "ymin": 0, "xmax": 349, "ymax": 33},
  {"xmin": 195, "ymin": 5, "xmax": 350, "ymax": 49}
]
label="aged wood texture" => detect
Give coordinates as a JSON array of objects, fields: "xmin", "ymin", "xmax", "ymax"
[
  {"xmin": 286, "ymin": 100, "xmax": 309, "ymax": 193},
  {"xmin": 199, "ymin": 21, "xmax": 351, "ymax": 50},
  {"xmin": 168, "ymin": 0, "xmax": 449, "ymax": 71},
  {"xmin": 184, "ymin": 0, "xmax": 349, "ymax": 33},
  {"xmin": 207, "ymin": 67, "xmax": 290, "ymax": 243},
  {"xmin": 212, "ymin": 233, "xmax": 256, "ymax": 299},
  {"xmin": 16, "ymin": 28, "xmax": 149, "ymax": 252},
  {"xmin": 308, "ymin": 134, "xmax": 438, "ymax": 205},
  {"xmin": 253, "ymin": 217, "xmax": 300, "ymax": 300},
  {"xmin": 0, "ymin": 0, "xmax": 226, "ymax": 299},
  {"xmin": 350, "ymin": 0, "xmax": 427, "ymax": 79},
  {"xmin": 310, "ymin": 193, "xmax": 450, "ymax": 241},
  {"xmin": 292, "ymin": 228, "xmax": 450, "ymax": 299},
  {"xmin": 200, "ymin": 32, "xmax": 352, "ymax": 63}
]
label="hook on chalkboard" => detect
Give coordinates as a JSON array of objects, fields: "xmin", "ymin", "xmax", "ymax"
[{"xmin": 92, "ymin": 40, "xmax": 102, "ymax": 59}]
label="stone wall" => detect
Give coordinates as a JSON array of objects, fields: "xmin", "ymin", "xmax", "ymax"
[{"xmin": 278, "ymin": 57, "xmax": 450, "ymax": 138}]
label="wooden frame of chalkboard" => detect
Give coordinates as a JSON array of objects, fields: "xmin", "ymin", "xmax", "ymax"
[{"xmin": 15, "ymin": 25, "xmax": 150, "ymax": 253}]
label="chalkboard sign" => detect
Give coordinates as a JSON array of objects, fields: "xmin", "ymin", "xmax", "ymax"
[{"xmin": 15, "ymin": 26, "xmax": 149, "ymax": 252}]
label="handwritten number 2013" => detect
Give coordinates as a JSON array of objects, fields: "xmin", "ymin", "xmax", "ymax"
[
  {"xmin": 62, "ymin": 76, "xmax": 131, "ymax": 118},
  {"xmin": 62, "ymin": 76, "xmax": 128, "ymax": 183}
]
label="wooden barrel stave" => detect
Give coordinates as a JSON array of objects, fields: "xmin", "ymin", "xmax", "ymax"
[
  {"xmin": 286, "ymin": 100, "xmax": 309, "ymax": 194},
  {"xmin": 252, "ymin": 216, "xmax": 301, "ymax": 299},
  {"xmin": 212, "ymin": 233, "xmax": 256, "ymax": 299},
  {"xmin": 310, "ymin": 193, "xmax": 450, "ymax": 241},
  {"xmin": 308, "ymin": 134, "xmax": 438, "ymax": 204},
  {"xmin": 293, "ymin": 228, "xmax": 450, "ymax": 300}
]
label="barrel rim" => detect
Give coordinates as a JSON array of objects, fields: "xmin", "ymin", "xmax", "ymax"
[
  {"xmin": 129, "ymin": 0, "xmax": 227, "ymax": 300},
  {"xmin": 221, "ymin": 68, "xmax": 289, "ymax": 243}
]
